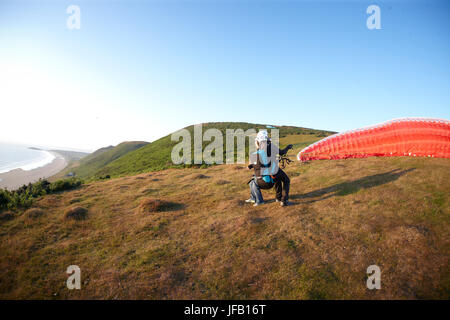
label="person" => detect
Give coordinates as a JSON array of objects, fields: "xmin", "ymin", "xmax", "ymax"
[{"xmin": 246, "ymin": 130, "xmax": 292, "ymax": 207}]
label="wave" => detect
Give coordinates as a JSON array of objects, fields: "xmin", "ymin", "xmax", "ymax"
[{"xmin": 0, "ymin": 150, "xmax": 56, "ymax": 174}]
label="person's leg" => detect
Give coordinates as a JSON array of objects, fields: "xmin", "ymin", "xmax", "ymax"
[
  {"xmin": 274, "ymin": 179, "xmax": 282, "ymax": 201},
  {"xmin": 246, "ymin": 178, "xmax": 256, "ymax": 202},
  {"xmin": 246, "ymin": 184, "xmax": 256, "ymax": 202},
  {"xmin": 276, "ymin": 169, "xmax": 290, "ymax": 203},
  {"xmin": 283, "ymin": 173, "xmax": 290, "ymax": 202},
  {"xmin": 249, "ymin": 179, "xmax": 264, "ymax": 204}
]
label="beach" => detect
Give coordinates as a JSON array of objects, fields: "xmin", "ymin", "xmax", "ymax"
[{"xmin": 0, "ymin": 152, "xmax": 68, "ymax": 190}]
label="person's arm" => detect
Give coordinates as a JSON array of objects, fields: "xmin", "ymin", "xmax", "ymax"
[
  {"xmin": 252, "ymin": 150, "xmax": 262, "ymax": 170},
  {"xmin": 277, "ymin": 144, "xmax": 293, "ymax": 156},
  {"xmin": 248, "ymin": 150, "xmax": 263, "ymax": 173},
  {"xmin": 248, "ymin": 151, "xmax": 259, "ymax": 169}
]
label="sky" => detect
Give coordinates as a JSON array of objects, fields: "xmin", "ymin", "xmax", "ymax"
[{"xmin": 0, "ymin": 0, "xmax": 449, "ymax": 152}]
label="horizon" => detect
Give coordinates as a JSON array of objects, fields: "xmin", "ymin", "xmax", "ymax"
[{"xmin": 1, "ymin": 0, "xmax": 449, "ymax": 151}]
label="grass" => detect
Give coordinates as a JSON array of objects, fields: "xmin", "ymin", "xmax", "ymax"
[
  {"xmin": 64, "ymin": 207, "xmax": 88, "ymax": 220},
  {"xmin": 137, "ymin": 198, "xmax": 184, "ymax": 214},
  {"xmin": 24, "ymin": 208, "xmax": 45, "ymax": 219},
  {"xmin": 0, "ymin": 147, "xmax": 448, "ymax": 299}
]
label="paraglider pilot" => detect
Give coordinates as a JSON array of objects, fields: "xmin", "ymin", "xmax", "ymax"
[{"xmin": 246, "ymin": 130, "xmax": 293, "ymax": 207}]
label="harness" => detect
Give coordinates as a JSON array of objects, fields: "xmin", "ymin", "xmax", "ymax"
[
  {"xmin": 256, "ymin": 148, "xmax": 277, "ymax": 183},
  {"xmin": 248, "ymin": 143, "xmax": 293, "ymax": 185}
]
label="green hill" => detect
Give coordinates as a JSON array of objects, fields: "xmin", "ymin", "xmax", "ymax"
[
  {"xmin": 95, "ymin": 122, "xmax": 335, "ymax": 178},
  {"xmin": 82, "ymin": 145, "xmax": 115, "ymax": 161},
  {"xmin": 60, "ymin": 141, "xmax": 149, "ymax": 179}
]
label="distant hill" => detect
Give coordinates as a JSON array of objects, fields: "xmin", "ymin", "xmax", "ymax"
[
  {"xmin": 83, "ymin": 145, "xmax": 115, "ymax": 161},
  {"xmin": 94, "ymin": 122, "xmax": 335, "ymax": 178},
  {"xmin": 59, "ymin": 141, "xmax": 149, "ymax": 179},
  {"xmin": 50, "ymin": 149, "xmax": 90, "ymax": 162}
]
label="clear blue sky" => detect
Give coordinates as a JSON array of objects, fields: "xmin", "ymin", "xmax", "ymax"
[{"xmin": 1, "ymin": 0, "xmax": 449, "ymax": 151}]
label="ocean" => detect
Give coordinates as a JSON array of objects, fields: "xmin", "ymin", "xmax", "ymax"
[{"xmin": 0, "ymin": 143, "xmax": 55, "ymax": 175}]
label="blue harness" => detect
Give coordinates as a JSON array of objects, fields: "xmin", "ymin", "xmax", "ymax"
[{"xmin": 254, "ymin": 149, "xmax": 277, "ymax": 184}]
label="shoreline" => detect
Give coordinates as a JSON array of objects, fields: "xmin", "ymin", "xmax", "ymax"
[{"xmin": 0, "ymin": 152, "xmax": 68, "ymax": 190}]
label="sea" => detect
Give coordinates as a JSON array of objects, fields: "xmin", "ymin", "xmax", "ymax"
[{"xmin": 0, "ymin": 143, "xmax": 55, "ymax": 175}]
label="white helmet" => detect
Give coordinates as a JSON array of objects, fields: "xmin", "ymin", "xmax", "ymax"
[{"xmin": 256, "ymin": 130, "xmax": 269, "ymax": 143}]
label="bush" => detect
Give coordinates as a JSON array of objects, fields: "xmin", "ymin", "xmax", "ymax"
[
  {"xmin": 31, "ymin": 180, "xmax": 51, "ymax": 196},
  {"xmin": 0, "ymin": 178, "xmax": 83, "ymax": 212},
  {"xmin": 0, "ymin": 190, "xmax": 10, "ymax": 210},
  {"xmin": 50, "ymin": 178, "xmax": 82, "ymax": 193},
  {"xmin": 65, "ymin": 207, "xmax": 88, "ymax": 220},
  {"xmin": 25, "ymin": 208, "xmax": 45, "ymax": 219},
  {"xmin": 138, "ymin": 198, "xmax": 169, "ymax": 213}
]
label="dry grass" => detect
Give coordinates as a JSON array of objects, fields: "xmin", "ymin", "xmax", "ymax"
[
  {"xmin": 0, "ymin": 211, "xmax": 14, "ymax": 222},
  {"xmin": 137, "ymin": 198, "xmax": 181, "ymax": 214},
  {"xmin": 64, "ymin": 207, "xmax": 88, "ymax": 221},
  {"xmin": 0, "ymin": 152, "xmax": 448, "ymax": 299},
  {"xmin": 25, "ymin": 208, "xmax": 45, "ymax": 219}
]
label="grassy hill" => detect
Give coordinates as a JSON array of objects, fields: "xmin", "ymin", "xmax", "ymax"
[
  {"xmin": 0, "ymin": 143, "xmax": 448, "ymax": 299},
  {"xmin": 50, "ymin": 150, "xmax": 89, "ymax": 162},
  {"xmin": 94, "ymin": 122, "xmax": 334, "ymax": 178},
  {"xmin": 57, "ymin": 141, "xmax": 149, "ymax": 179}
]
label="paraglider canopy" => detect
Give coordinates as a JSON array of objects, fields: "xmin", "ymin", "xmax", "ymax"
[{"xmin": 297, "ymin": 118, "xmax": 450, "ymax": 162}]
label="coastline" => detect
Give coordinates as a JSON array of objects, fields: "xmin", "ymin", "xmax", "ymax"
[{"xmin": 0, "ymin": 152, "xmax": 68, "ymax": 190}]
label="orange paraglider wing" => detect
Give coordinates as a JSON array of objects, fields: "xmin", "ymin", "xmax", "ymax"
[{"xmin": 297, "ymin": 118, "xmax": 450, "ymax": 162}]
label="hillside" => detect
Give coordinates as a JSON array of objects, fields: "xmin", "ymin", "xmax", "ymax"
[
  {"xmin": 0, "ymin": 139, "xmax": 448, "ymax": 299},
  {"xmin": 94, "ymin": 122, "xmax": 334, "ymax": 178},
  {"xmin": 50, "ymin": 150, "xmax": 90, "ymax": 162},
  {"xmin": 57, "ymin": 141, "xmax": 149, "ymax": 179}
]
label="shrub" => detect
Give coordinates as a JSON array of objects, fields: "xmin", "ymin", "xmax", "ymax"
[
  {"xmin": 25, "ymin": 208, "xmax": 45, "ymax": 219},
  {"xmin": 138, "ymin": 198, "xmax": 169, "ymax": 213},
  {"xmin": 0, "ymin": 178, "xmax": 83, "ymax": 212},
  {"xmin": 65, "ymin": 207, "xmax": 88, "ymax": 220},
  {"xmin": 50, "ymin": 178, "xmax": 82, "ymax": 193},
  {"xmin": 31, "ymin": 180, "xmax": 51, "ymax": 196},
  {"xmin": 0, "ymin": 190, "xmax": 10, "ymax": 210},
  {"xmin": 9, "ymin": 192, "xmax": 33, "ymax": 209}
]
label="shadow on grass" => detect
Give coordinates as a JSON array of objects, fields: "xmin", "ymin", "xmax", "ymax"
[
  {"xmin": 291, "ymin": 168, "xmax": 416, "ymax": 203},
  {"xmin": 138, "ymin": 198, "xmax": 186, "ymax": 213},
  {"xmin": 163, "ymin": 201, "xmax": 186, "ymax": 212}
]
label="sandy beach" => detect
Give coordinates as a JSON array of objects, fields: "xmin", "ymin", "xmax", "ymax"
[{"xmin": 0, "ymin": 152, "xmax": 68, "ymax": 190}]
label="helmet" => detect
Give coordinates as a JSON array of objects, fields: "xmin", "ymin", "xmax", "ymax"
[{"xmin": 256, "ymin": 130, "xmax": 269, "ymax": 143}]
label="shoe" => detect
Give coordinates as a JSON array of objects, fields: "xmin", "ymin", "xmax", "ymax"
[
  {"xmin": 275, "ymin": 199, "xmax": 281, "ymax": 202},
  {"xmin": 280, "ymin": 201, "xmax": 290, "ymax": 207},
  {"xmin": 245, "ymin": 198, "xmax": 255, "ymax": 203},
  {"xmin": 253, "ymin": 201, "xmax": 265, "ymax": 207}
]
